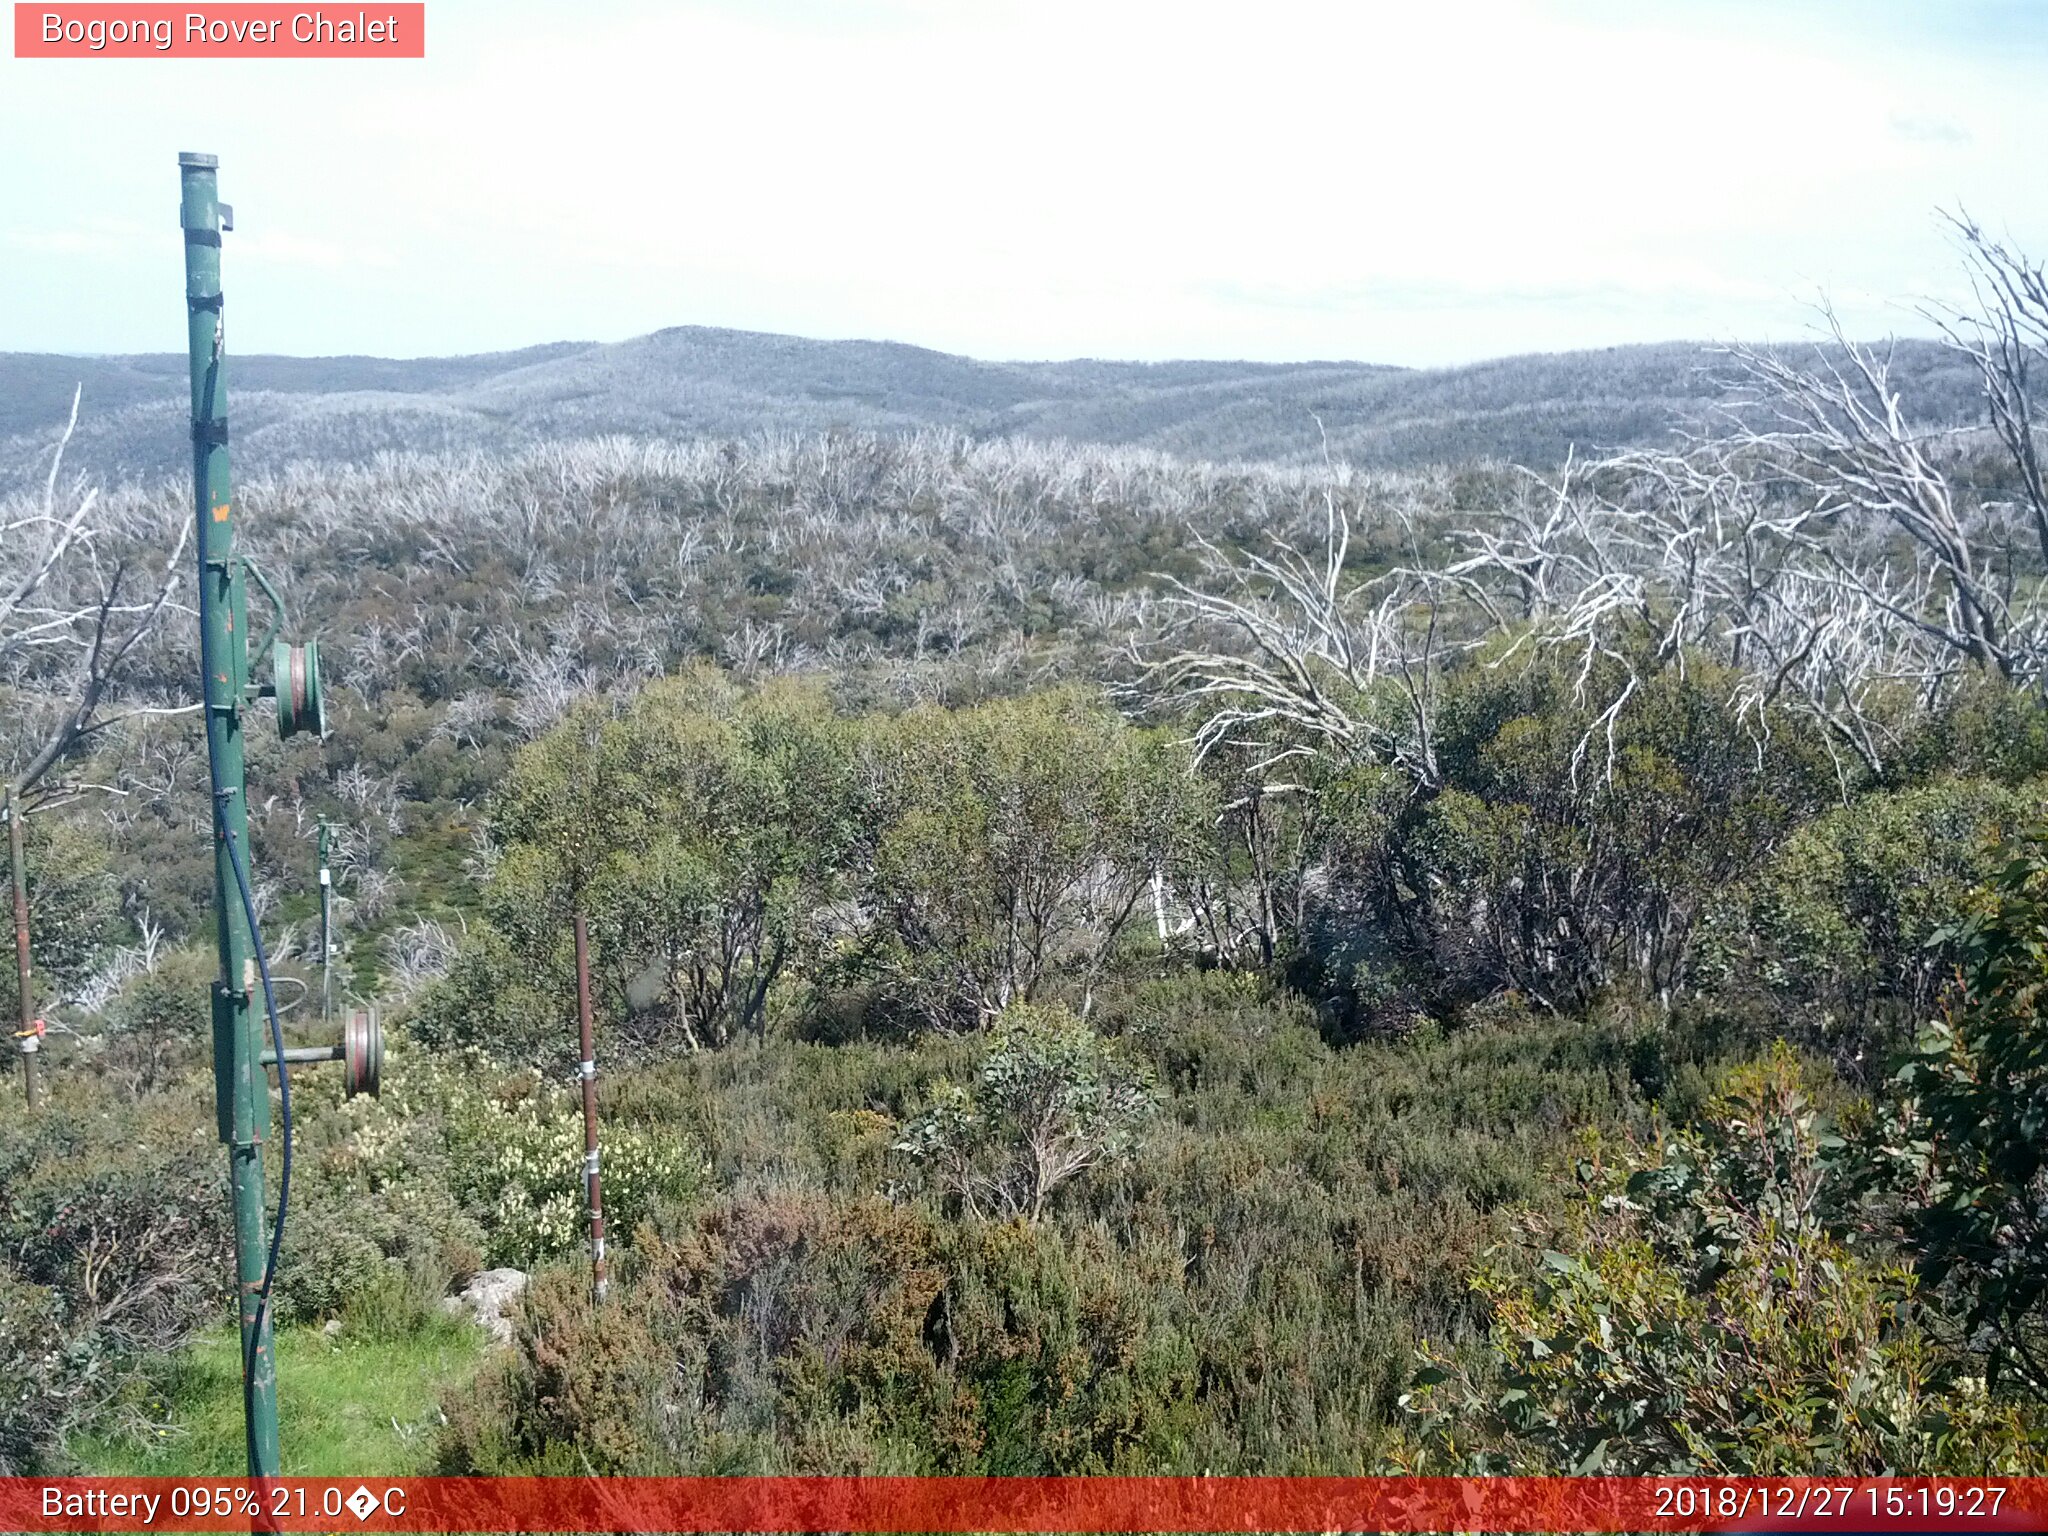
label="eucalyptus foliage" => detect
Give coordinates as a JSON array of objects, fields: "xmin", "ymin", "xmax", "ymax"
[{"xmin": 894, "ymin": 1004, "xmax": 1158, "ymax": 1223}]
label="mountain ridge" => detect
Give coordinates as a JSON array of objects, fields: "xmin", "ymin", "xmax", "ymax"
[{"xmin": 0, "ymin": 325, "xmax": 1982, "ymax": 491}]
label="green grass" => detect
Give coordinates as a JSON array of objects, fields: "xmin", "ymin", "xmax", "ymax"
[{"xmin": 70, "ymin": 1319, "xmax": 484, "ymax": 1476}]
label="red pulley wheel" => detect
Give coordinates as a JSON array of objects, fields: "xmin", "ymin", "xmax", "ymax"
[{"xmin": 342, "ymin": 1006, "xmax": 381, "ymax": 1098}]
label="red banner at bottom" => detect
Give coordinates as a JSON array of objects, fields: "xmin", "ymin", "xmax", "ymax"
[{"xmin": 6, "ymin": 1476, "xmax": 2046, "ymax": 1533}]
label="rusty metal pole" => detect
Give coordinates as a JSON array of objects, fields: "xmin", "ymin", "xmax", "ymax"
[
  {"xmin": 7, "ymin": 791, "xmax": 39, "ymax": 1110},
  {"xmin": 572, "ymin": 909, "xmax": 608, "ymax": 1302},
  {"xmin": 317, "ymin": 820, "xmax": 333, "ymax": 1024}
]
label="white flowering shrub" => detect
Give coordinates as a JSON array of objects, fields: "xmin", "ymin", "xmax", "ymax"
[
  {"xmin": 447, "ymin": 1080, "xmax": 699, "ymax": 1268},
  {"xmin": 323, "ymin": 1038, "xmax": 702, "ymax": 1275}
]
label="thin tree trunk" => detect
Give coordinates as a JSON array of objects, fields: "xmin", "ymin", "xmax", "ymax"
[{"xmin": 8, "ymin": 792, "xmax": 38, "ymax": 1109}]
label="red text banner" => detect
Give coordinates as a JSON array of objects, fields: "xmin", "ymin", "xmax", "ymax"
[
  {"xmin": 14, "ymin": 5, "xmax": 424, "ymax": 57},
  {"xmin": 4, "ymin": 1476, "xmax": 2046, "ymax": 1533}
]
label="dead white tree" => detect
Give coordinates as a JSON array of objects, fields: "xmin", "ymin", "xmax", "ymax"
[
  {"xmin": 1442, "ymin": 438, "xmax": 1952, "ymax": 786},
  {"xmin": 1143, "ymin": 476, "xmax": 1453, "ymax": 790},
  {"xmin": 381, "ymin": 915, "xmax": 460, "ymax": 998},
  {"xmin": 1435, "ymin": 259, "xmax": 2048, "ymax": 791},
  {"xmin": 1724, "ymin": 312, "xmax": 2043, "ymax": 685},
  {"xmin": 3, "ymin": 393, "xmax": 190, "ymax": 1092},
  {"xmin": 1927, "ymin": 213, "xmax": 2048, "ymax": 577},
  {"xmin": 3, "ymin": 389, "xmax": 193, "ymax": 805}
]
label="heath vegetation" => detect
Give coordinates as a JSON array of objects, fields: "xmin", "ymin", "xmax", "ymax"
[{"xmin": 4, "ymin": 222, "xmax": 2048, "ymax": 1475}]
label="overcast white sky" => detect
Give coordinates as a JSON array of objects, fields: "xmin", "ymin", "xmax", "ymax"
[{"xmin": 2, "ymin": 0, "xmax": 2043, "ymax": 365}]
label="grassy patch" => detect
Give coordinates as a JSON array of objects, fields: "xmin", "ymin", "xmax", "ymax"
[{"xmin": 71, "ymin": 1318, "xmax": 484, "ymax": 1477}]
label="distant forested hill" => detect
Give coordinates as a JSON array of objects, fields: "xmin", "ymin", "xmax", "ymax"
[{"xmin": 0, "ymin": 326, "xmax": 1985, "ymax": 489}]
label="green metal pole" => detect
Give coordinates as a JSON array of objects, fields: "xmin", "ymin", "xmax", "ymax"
[{"xmin": 180, "ymin": 150, "xmax": 281, "ymax": 1479}]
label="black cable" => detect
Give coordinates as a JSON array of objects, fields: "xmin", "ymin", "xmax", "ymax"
[
  {"xmin": 195, "ymin": 586, "xmax": 292, "ymax": 1467},
  {"xmin": 223, "ymin": 809, "xmax": 292, "ymax": 1345},
  {"xmin": 209, "ymin": 788, "xmax": 293, "ymax": 1472}
]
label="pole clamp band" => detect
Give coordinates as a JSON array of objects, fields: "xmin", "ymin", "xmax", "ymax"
[
  {"xmin": 192, "ymin": 418, "xmax": 230, "ymax": 446},
  {"xmin": 578, "ymin": 1059, "xmax": 596, "ymax": 1080}
]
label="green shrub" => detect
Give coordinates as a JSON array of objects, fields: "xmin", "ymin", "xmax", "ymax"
[
  {"xmin": 0, "ymin": 1271, "xmax": 78, "ymax": 1474},
  {"xmin": 1108, "ymin": 967, "xmax": 1325, "ymax": 1101},
  {"xmin": 1402, "ymin": 1048, "xmax": 2045, "ymax": 1474},
  {"xmin": 279, "ymin": 1035, "xmax": 698, "ymax": 1313},
  {"xmin": 444, "ymin": 1191, "xmax": 950, "ymax": 1475},
  {"xmin": 451, "ymin": 671, "xmax": 862, "ymax": 1059},
  {"xmin": 98, "ymin": 949, "xmax": 213, "ymax": 1095},
  {"xmin": 861, "ymin": 690, "xmax": 1206, "ymax": 1028},
  {"xmin": 1699, "ymin": 777, "xmax": 2045, "ymax": 1054},
  {"xmin": 1, "ymin": 815, "xmax": 122, "ymax": 1021},
  {"xmin": 1411, "ymin": 654, "xmax": 1820, "ymax": 1009},
  {"xmin": 894, "ymin": 1004, "xmax": 1157, "ymax": 1223},
  {"xmin": 440, "ymin": 1005, "xmax": 1660, "ymax": 1477},
  {"xmin": 0, "ymin": 1078, "xmax": 228, "ymax": 1472},
  {"xmin": 411, "ymin": 925, "xmax": 554, "ymax": 1061},
  {"xmin": 1885, "ymin": 832, "xmax": 2048, "ymax": 1401},
  {"xmin": 933, "ymin": 1217, "xmax": 1204, "ymax": 1473},
  {"xmin": 439, "ymin": 1065, "xmax": 702, "ymax": 1268},
  {"xmin": 272, "ymin": 1036, "xmax": 485, "ymax": 1323},
  {"xmin": 1896, "ymin": 674, "xmax": 2048, "ymax": 786},
  {"xmin": 437, "ymin": 680, "xmax": 1210, "ymax": 1053}
]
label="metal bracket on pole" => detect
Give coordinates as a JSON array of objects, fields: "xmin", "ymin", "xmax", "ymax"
[
  {"xmin": 259, "ymin": 1006, "xmax": 381, "ymax": 1098},
  {"xmin": 243, "ymin": 556, "xmax": 288, "ymax": 663}
]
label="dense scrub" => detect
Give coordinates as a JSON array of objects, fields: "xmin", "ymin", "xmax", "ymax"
[
  {"xmin": 4, "ymin": 434, "xmax": 1465, "ymax": 1017},
  {"xmin": 8, "ymin": 266, "xmax": 2048, "ymax": 1470},
  {"xmin": 441, "ymin": 979, "xmax": 1695, "ymax": 1474},
  {"xmin": 419, "ymin": 657, "xmax": 2048, "ymax": 1076},
  {"xmin": 13, "ymin": 639, "xmax": 2048, "ymax": 1473}
]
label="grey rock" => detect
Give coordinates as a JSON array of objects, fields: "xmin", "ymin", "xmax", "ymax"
[{"xmin": 441, "ymin": 1267, "xmax": 528, "ymax": 1346}]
